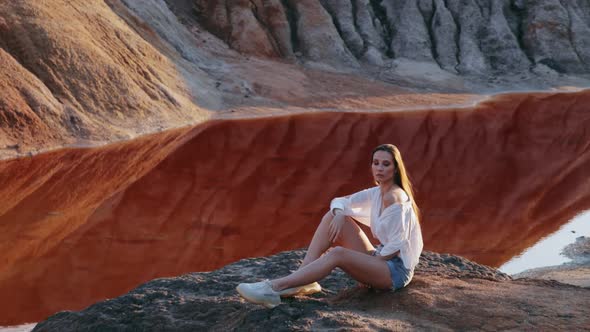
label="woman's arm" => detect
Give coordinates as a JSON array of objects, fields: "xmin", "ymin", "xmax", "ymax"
[
  {"xmin": 329, "ymin": 197, "xmax": 348, "ymax": 216},
  {"xmin": 329, "ymin": 188, "xmax": 374, "ymax": 219}
]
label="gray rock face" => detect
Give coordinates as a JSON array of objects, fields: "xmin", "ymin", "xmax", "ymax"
[
  {"xmin": 320, "ymin": 0, "xmax": 364, "ymax": 58},
  {"xmin": 563, "ymin": 1, "xmax": 590, "ymax": 68},
  {"xmin": 479, "ymin": 1, "xmax": 531, "ymax": 72},
  {"xmin": 425, "ymin": 0, "xmax": 460, "ymax": 72},
  {"xmin": 353, "ymin": 0, "xmax": 388, "ymax": 56},
  {"xmin": 319, "ymin": 0, "xmax": 389, "ymax": 65},
  {"xmin": 444, "ymin": 0, "xmax": 490, "ymax": 74},
  {"xmin": 262, "ymin": 0, "xmax": 294, "ymax": 58},
  {"xmin": 520, "ymin": 0, "xmax": 577, "ymax": 73},
  {"xmin": 286, "ymin": 0, "xmax": 359, "ymax": 68},
  {"xmin": 183, "ymin": 0, "xmax": 590, "ymax": 75},
  {"xmin": 380, "ymin": 0, "xmax": 435, "ymax": 62}
]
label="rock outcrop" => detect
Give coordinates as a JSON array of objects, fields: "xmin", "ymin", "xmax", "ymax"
[
  {"xmin": 188, "ymin": 0, "xmax": 590, "ymax": 74},
  {"xmin": 32, "ymin": 250, "xmax": 589, "ymax": 331},
  {"xmin": 0, "ymin": 0, "xmax": 216, "ymax": 156}
]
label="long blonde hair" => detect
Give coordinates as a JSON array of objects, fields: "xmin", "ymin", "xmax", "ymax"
[{"xmin": 372, "ymin": 144, "xmax": 420, "ymax": 222}]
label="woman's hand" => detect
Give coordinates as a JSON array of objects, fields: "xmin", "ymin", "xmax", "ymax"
[{"xmin": 328, "ymin": 213, "xmax": 346, "ymax": 243}]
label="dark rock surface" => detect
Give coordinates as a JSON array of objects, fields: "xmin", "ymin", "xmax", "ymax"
[{"xmin": 33, "ymin": 250, "xmax": 589, "ymax": 331}]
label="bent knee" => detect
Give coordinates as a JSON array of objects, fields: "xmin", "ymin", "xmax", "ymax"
[
  {"xmin": 327, "ymin": 246, "xmax": 346, "ymax": 258},
  {"xmin": 333, "ymin": 246, "xmax": 346, "ymax": 252},
  {"xmin": 321, "ymin": 211, "xmax": 349, "ymax": 223},
  {"xmin": 326, "ymin": 246, "xmax": 352, "ymax": 265}
]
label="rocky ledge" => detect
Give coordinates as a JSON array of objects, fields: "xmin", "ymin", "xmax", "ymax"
[{"xmin": 33, "ymin": 250, "xmax": 589, "ymax": 331}]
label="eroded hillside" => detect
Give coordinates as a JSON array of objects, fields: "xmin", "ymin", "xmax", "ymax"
[{"xmin": 1, "ymin": 0, "xmax": 590, "ymax": 158}]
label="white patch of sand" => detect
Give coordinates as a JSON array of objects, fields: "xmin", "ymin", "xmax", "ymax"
[{"xmin": 0, "ymin": 323, "xmax": 36, "ymax": 332}]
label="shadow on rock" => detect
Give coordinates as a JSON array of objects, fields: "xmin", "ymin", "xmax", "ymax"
[{"xmin": 32, "ymin": 250, "xmax": 590, "ymax": 331}]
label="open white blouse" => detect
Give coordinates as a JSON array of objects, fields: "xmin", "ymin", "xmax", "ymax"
[{"xmin": 329, "ymin": 186, "xmax": 423, "ymax": 270}]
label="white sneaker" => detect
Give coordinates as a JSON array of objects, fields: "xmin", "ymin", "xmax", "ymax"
[
  {"xmin": 278, "ymin": 282, "xmax": 322, "ymax": 297},
  {"xmin": 236, "ymin": 280, "xmax": 281, "ymax": 308}
]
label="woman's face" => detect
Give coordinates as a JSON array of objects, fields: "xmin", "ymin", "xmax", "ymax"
[{"xmin": 372, "ymin": 150, "xmax": 395, "ymax": 184}]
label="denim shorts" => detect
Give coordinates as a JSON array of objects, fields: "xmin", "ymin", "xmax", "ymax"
[{"xmin": 373, "ymin": 245, "xmax": 414, "ymax": 290}]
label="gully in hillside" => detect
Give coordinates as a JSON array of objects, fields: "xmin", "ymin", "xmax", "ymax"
[{"xmin": 236, "ymin": 144, "xmax": 424, "ymax": 308}]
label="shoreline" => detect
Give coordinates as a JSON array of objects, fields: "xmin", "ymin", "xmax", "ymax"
[
  {"xmin": 514, "ymin": 262, "xmax": 590, "ymax": 288},
  {"xmin": 3, "ymin": 87, "xmax": 590, "ymax": 162},
  {"xmin": 512, "ymin": 263, "xmax": 590, "ymax": 288},
  {"xmin": 513, "ymin": 236, "xmax": 590, "ymax": 288},
  {"xmin": 0, "ymin": 323, "xmax": 35, "ymax": 332}
]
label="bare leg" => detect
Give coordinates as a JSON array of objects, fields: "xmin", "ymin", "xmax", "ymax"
[
  {"xmin": 300, "ymin": 211, "xmax": 334, "ymax": 266},
  {"xmin": 301, "ymin": 211, "xmax": 375, "ymax": 268},
  {"xmin": 335, "ymin": 216, "xmax": 375, "ymax": 255},
  {"xmin": 273, "ymin": 246, "xmax": 392, "ymax": 290}
]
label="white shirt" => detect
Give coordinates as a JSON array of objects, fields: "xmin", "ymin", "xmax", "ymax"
[{"xmin": 329, "ymin": 186, "xmax": 423, "ymax": 270}]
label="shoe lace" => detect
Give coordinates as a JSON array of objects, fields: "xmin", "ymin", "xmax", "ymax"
[{"xmin": 251, "ymin": 279, "xmax": 272, "ymax": 290}]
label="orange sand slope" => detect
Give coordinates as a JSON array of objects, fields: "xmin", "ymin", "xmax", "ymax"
[
  {"xmin": 1, "ymin": 90, "xmax": 590, "ymax": 325},
  {"xmin": 0, "ymin": 0, "xmax": 213, "ymax": 156}
]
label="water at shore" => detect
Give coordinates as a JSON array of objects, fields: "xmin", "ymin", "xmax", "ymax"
[
  {"xmin": 0, "ymin": 324, "xmax": 35, "ymax": 332},
  {"xmin": 500, "ymin": 211, "xmax": 590, "ymax": 275}
]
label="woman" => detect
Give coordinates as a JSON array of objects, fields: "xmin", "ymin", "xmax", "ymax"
[{"xmin": 237, "ymin": 144, "xmax": 423, "ymax": 308}]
